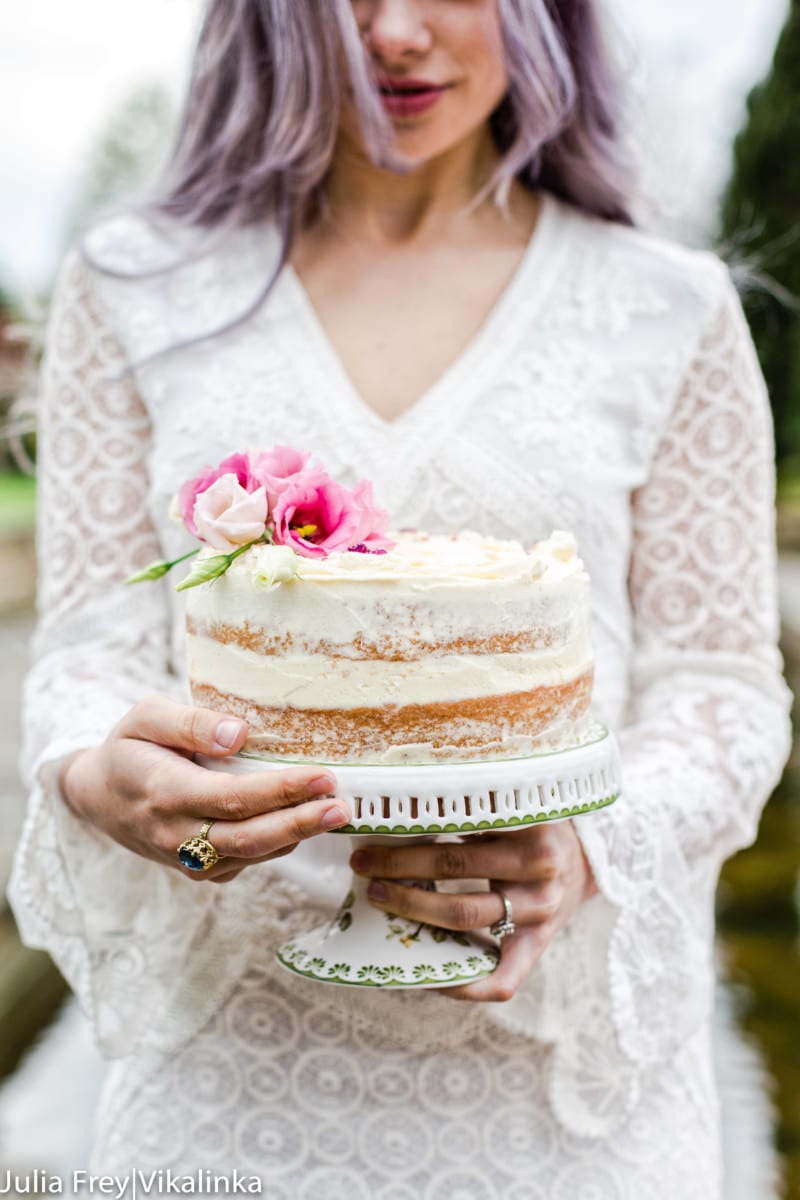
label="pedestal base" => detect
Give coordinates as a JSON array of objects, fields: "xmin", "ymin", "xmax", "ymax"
[{"xmin": 276, "ymin": 844, "xmax": 498, "ymax": 989}]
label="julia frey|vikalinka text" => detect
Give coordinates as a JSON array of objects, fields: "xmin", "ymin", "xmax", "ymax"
[{"xmin": 0, "ymin": 1171, "xmax": 264, "ymax": 1196}]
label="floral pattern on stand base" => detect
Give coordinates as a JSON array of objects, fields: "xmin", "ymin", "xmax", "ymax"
[{"xmin": 276, "ymin": 870, "xmax": 499, "ymax": 990}]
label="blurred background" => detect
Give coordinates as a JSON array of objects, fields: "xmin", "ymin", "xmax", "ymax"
[{"xmin": 0, "ymin": 0, "xmax": 798, "ymax": 1194}]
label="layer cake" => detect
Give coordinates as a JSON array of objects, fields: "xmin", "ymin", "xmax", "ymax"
[{"xmin": 185, "ymin": 529, "xmax": 594, "ymax": 764}]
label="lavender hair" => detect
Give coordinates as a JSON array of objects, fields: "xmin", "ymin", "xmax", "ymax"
[{"xmin": 84, "ymin": 0, "xmax": 638, "ymax": 366}]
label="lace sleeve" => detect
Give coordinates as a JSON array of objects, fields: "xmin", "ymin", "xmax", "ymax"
[
  {"xmin": 571, "ymin": 265, "xmax": 793, "ymax": 1072},
  {"xmin": 5, "ymin": 249, "xmax": 244, "ymax": 1057}
]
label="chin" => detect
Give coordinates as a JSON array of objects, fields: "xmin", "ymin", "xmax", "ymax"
[{"xmin": 389, "ymin": 127, "xmax": 473, "ymax": 165}]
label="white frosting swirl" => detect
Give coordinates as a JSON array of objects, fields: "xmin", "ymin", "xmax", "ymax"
[{"xmin": 214, "ymin": 529, "xmax": 587, "ymax": 588}]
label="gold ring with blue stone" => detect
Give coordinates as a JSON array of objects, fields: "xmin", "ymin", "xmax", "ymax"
[{"xmin": 177, "ymin": 819, "xmax": 223, "ymax": 872}]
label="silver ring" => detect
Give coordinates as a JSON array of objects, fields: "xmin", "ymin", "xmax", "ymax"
[{"xmin": 489, "ymin": 889, "xmax": 516, "ymax": 941}]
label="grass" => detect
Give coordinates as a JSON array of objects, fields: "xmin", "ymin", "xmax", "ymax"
[{"xmin": 0, "ymin": 473, "xmax": 36, "ymax": 536}]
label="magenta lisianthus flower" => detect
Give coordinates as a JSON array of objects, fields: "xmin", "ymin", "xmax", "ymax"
[
  {"xmin": 178, "ymin": 452, "xmax": 262, "ymax": 538},
  {"xmin": 272, "ymin": 471, "xmax": 394, "ymax": 559},
  {"xmin": 251, "ymin": 445, "xmax": 312, "ymax": 508},
  {"xmin": 348, "ymin": 480, "xmax": 394, "ymax": 550}
]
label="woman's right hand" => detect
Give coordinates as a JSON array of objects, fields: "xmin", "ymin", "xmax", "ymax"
[{"xmin": 57, "ymin": 693, "xmax": 347, "ymax": 883}]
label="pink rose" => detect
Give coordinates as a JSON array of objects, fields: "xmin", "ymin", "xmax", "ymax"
[
  {"xmin": 178, "ymin": 452, "xmax": 262, "ymax": 538},
  {"xmin": 252, "ymin": 445, "xmax": 312, "ymax": 507},
  {"xmin": 192, "ymin": 474, "xmax": 268, "ymax": 550},
  {"xmin": 272, "ymin": 471, "xmax": 394, "ymax": 559}
]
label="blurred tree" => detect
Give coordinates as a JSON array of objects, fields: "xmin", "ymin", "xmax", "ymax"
[
  {"xmin": 65, "ymin": 83, "xmax": 175, "ymax": 242},
  {"xmin": 0, "ymin": 289, "xmax": 36, "ymax": 475},
  {"xmin": 719, "ymin": 0, "xmax": 800, "ymax": 472},
  {"xmin": 0, "ymin": 84, "xmax": 177, "ymax": 480}
]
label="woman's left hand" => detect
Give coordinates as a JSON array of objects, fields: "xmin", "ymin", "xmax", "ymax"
[{"xmin": 349, "ymin": 822, "xmax": 598, "ymax": 1002}]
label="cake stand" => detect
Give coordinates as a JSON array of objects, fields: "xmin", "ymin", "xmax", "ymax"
[{"xmin": 200, "ymin": 723, "xmax": 620, "ymax": 989}]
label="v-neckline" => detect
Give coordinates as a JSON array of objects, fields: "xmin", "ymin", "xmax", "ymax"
[{"xmin": 282, "ymin": 189, "xmax": 561, "ymax": 431}]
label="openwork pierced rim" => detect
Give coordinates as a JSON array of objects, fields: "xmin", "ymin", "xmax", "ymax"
[{"xmin": 199, "ymin": 725, "xmax": 621, "ymax": 836}]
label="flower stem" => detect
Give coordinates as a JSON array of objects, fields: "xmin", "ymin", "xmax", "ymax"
[
  {"xmin": 124, "ymin": 547, "xmax": 199, "ymax": 585},
  {"xmin": 169, "ymin": 548, "xmax": 201, "ymax": 568}
]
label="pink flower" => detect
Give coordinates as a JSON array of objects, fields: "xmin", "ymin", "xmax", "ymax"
[
  {"xmin": 272, "ymin": 471, "xmax": 394, "ymax": 559},
  {"xmin": 178, "ymin": 453, "xmax": 262, "ymax": 538},
  {"xmin": 192, "ymin": 474, "xmax": 268, "ymax": 550},
  {"xmin": 252, "ymin": 445, "xmax": 312, "ymax": 507},
  {"xmin": 349, "ymin": 480, "xmax": 393, "ymax": 550}
]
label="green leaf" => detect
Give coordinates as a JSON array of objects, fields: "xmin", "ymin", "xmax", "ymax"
[
  {"xmin": 124, "ymin": 559, "xmax": 173, "ymax": 584},
  {"xmin": 124, "ymin": 546, "xmax": 198, "ymax": 585},
  {"xmin": 175, "ymin": 554, "xmax": 232, "ymax": 592},
  {"xmin": 174, "ymin": 534, "xmax": 275, "ymax": 593}
]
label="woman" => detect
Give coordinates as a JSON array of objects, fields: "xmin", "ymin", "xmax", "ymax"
[{"xmin": 8, "ymin": 0, "xmax": 792, "ymax": 1195}]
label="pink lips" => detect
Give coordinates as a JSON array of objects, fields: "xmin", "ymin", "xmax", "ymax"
[{"xmin": 377, "ymin": 76, "xmax": 449, "ymax": 118}]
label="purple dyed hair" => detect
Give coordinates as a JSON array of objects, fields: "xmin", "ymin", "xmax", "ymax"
[{"xmin": 85, "ymin": 0, "xmax": 638, "ymax": 363}]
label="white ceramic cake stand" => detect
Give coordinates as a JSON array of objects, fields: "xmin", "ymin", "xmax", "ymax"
[{"xmin": 200, "ymin": 724, "xmax": 620, "ymax": 989}]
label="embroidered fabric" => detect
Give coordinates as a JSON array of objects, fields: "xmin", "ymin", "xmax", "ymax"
[{"xmin": 7, "ymin": 193, "xmax": 792, "ymax": 1191}]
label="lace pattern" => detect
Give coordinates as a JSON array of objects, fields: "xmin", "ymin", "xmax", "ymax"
[
  {"xmin": 7, "ymin": 196, "xmax": 792, "ymax": 1177},
  {"xmin": 88, "ymin": 951, "xmax": 724, "ymax": 1199},
  {"xmin": 573, "ymin": 280, "xmax": 791, "ymax": 1092}
]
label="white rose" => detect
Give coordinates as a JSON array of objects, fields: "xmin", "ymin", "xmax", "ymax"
[
  {"xmin": 193, "ymin": 474, "xmax": 268, "ymax": 550},
  {"xmin": 252, "ymin": 545, "xmax": 301, "ymax": 591}
]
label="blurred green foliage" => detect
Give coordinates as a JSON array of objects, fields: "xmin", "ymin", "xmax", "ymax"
[
  {"xmin": 719, "ymin": 0, "xmax": 800, "ymax": 472},
  {"xmin": 0, "ymin": 473, "xmax": 35, "ymax": 535}
]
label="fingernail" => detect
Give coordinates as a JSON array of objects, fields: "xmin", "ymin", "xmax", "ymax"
[
  {"xmin": 304, "ymin": 774, "xmax": 337, "ymax": 797},
  {"xmin": 321, "ymin": 806, "xmax": 349, "ymax": 831},
  {"xmin": 367, "ymin": 881, "xmax": 387, "ymax": 902},
  {"xmin": 215, "ymin": 720, "xmax": 244, "ymax": 749},
  {"xmin": 350, "ymin": 850, "xmax": 367, "ymax": 872}
]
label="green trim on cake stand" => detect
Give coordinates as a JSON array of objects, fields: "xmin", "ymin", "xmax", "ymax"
[{"xmin": 333, "ymin": 791, "xmax": 619, "ymax": 836}]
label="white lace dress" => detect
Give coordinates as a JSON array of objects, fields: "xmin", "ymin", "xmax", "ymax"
[{"xmin": 8, "ymin": 190, "xmax": 792, "ymax": 1198}]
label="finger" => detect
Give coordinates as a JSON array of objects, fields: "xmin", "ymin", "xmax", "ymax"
[
  {"xmin": 350, "ymin": 838, "xmax": 557, "ymax": 885},
  {"xmin": 468, "ymin": 828, "xmax": 565, "ymax": 885},
  {"xmin": 365, "ymin": 878, "xmax": 562, "ymax": 931},
  {"xmin": 176, "ymin": 758, "xmax": 339, "ymax": 823},
  {"xmin": 114, "ymin": 693, "xmax": 250, "ymax": 759},
  {"xmin": 173, "ymin": 842, "xmax": 299, "ymax": 881},
  {"xmin": 489, "ymin": 880, "xmax": 563, "ymax": 927},
  {"xmin": 208, "ymin": 868, "xmax": 245, "ymax": 884},
  {"xmin": 438, "ymin": 924, "xmax": 550, "ymax": 1002},
  {"xmin": 177, "ymin": 795, "xmax": 350, "ymax": 864}
]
